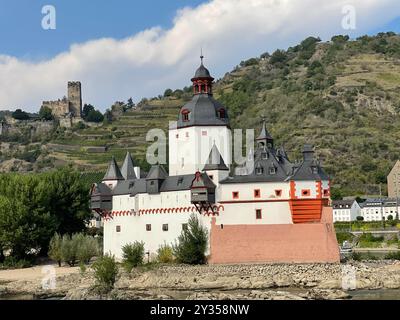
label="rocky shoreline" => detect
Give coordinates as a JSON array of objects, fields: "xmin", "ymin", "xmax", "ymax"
[{"xmin": 1, "ymin": 261, "xmax": 400, "ymax": 300}]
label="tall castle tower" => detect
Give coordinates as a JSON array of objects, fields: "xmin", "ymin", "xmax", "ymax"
[
  {"xmin": 168, "ymin": 56, "xmax": 232, "ymax": 175},
  {"xmin": 67, "ymin": 81, "xmax": 82, "ymax": 118}
]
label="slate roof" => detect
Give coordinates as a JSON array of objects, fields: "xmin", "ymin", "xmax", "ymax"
[
  {"xmin": 103, "ymin": 157, "xmax": 124, "ymax": 181},
  {"xmin": 256, "ymin": 121, "xmax": 273, "ymax": 141},
  {"xmin": 121, "ymin": 152, "xmax": 137, "ymax": 180},
  {"xmin": 177, "ymin": 94, "xmax": 229, "ymax": 128},
  {"xmin": 91, "ymin": 183, "xmax": 112, "ymax": 196},
  {"xmin": 192, "ymin": 63, "xmax": 213, "ymax": 79},
  {"xmin": 220, "ymin": 145, "xmax": 291, "ymax": 184},
  {"xmin": 203, "ymin": 144, "xmax": 229, "ymax": 171},
  {"xmin": 111, "ymin": 173, "xmax": 214, "ymax": 196},
  {"xmin": 289, "ymin": 145, "xmax": 329, "ymax": 181},
  {"xmin": 359, "ymin": 198, "xmax": 399, "ymax": 208},
  {"xmin": 146, "ymin": 165, "xmax": 168, "ymax": 180},
  {"xmin": 332, "ymin": 200, "xmax": 355, "ymax": 209}
]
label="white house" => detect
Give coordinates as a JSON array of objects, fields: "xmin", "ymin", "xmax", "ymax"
[
  {"xmin": 360, "ymin": 198, "xmax": 400, "ymax": 221},
  {"xmin": 90, "ymin": 57, "xmax": 339, "ymax": 264},
  {"xmin": 332, "ymin": 200, "xmax": 361, "ymax": 222}
]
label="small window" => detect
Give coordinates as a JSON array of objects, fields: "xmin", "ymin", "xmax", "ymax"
[
  {"xmin": 256, "ymin": 167, "xmax": 263, "ymax": 175},
  {"xmin": 208, "ymin": 175, "xmax": 214, "ymax": 180},
  {"xmin": 150, "ymin": 181, "xmax": 155, "ymax": 186},
  {"xmin": 220, "ymin": 224, "xmax": 224, "ymax": 229},
  {"xmin": 146, "ymin": 224, "xmax": 151, "ymax": 231},
  {"xmin": 269, "ymin": 167, "xmax": 277, "ymax": 175},
  {"xmin": 116, "ymin": 226, "xmax": 121, "ymax": 233},
  {"xmin": 302, "ymin": 189, "xmax": 311, "ymax": 196},
  {"xmin": 176, "ymin": 134, "xmax": 179, "ymax": 139},
  {"xmin": 185, "ymin": 132, "xmax": 189, "ymax": 138},
  {"xmin": 311, "ymin": 166, "xmax": 318, "ymax": 174},
  {"xmin": 162, "ymin": 224, "xmax": 169, "ymax": 232},
  {"xmin": 232, "ymin": 191, "xmax": 239, "ymax": 199},
  {"xmin": 177, "ymin": 177, "xmax": 184, "ymax": 185},
  {"xmin": 254, "ymin": 189, "xmax": 261, "ymax": 198},
  {"xmin": 323, "ymin": 189, "xmax": 329, "ymax": 197},
  {"xmin": 275, "ymin": 189, "xmax": 282, "ymax": 197},
  {"xmin": 262, "ymin": 152, "xmax": 268, "ymax": 160},
  {"xmin": 182, "ymin": 223, "xmax": 188, "ymax": 231},
  {"xmin": 181, "ymin": 109, "xmax": 190, "ymax": 122},
  {"xmin": 202, "ymin": 131, "xmax": 207, "ymax": 136},
  {"xmin": 256, "ymin": 209, "xmax": 262, "ymax": 220}
]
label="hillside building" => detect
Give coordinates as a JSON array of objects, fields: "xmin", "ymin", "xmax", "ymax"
[
  {"xmin": 90, "ymin": 57, "xmax": 339, "ymax": 264},
  {"xmin": 388, "ymin": 160, "xmax": 400, "ymax": 199},
  {"xmin": 360, "ymin": 198, "xmax": 399, "ymax": 221},
  {"xmin": 332, "ymin": 200, "xmax": 361, "ymax": 222}
]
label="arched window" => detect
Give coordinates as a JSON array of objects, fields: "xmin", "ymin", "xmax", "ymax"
[
  {"xmin": 218, "ymin": 108, "xmax": 226, "ymax": 119},
  {"xmin": 181, "ymin": 109, "xmax": 190, "ymax": 122}
]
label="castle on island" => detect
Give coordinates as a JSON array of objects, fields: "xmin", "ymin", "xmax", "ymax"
[{"xmin": 90, "ymin": 57, "xmax": 340, "ymax": 264}]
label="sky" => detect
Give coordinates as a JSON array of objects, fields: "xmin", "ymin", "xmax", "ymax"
[{"xmin": 0, "ymin": 0, "xmax": 400, "ymax": 111}]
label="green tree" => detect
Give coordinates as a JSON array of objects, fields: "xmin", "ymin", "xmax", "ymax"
[
  {"xmin": 39, "ymin": 106, "xmax": 54, "ymax": 121},
  {"xmin": 82, "ymin": 104, "xmax": 95, "ymax": 120},
  {"xmin": 92, "ymin": 254, "xmax": 118, "ymax": 293},
  {"xmin": 12, "ymin": 109, "xmax": 30, "ymax": 120},
  {"xmin": 164, "ymin": 89, "xmax": 173, "ymax": 97},
  {"xmin": 48, "ymin": 233, "xmax": 63, "ymax": 267},
  {"xmin": 173, "ymin": 214, "xmax": 208, "ymax": 265},
  {"xmin": 122, "ymin": 241, "xmax": 145, "ymax": 271},
  {"xmin": 86, "ymin": 110, "xmax": 104, "ymax": 123}
]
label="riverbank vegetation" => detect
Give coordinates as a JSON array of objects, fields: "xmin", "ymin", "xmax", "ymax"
[{"xmin": 0, "ymin": 168, "xmax": 92, "ymax": 267}]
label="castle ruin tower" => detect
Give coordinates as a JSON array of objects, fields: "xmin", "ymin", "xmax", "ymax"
[{"xmin": 68, "ymin": 81, "xmax": 82, "ymax": 118}]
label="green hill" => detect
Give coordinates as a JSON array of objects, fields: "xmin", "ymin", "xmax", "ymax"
[{"xmin": 2, "ymin": 32, "xmax": 400, "ymax": 198}]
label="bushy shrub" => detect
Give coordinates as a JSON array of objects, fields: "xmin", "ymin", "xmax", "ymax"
[
  {"xmin": 385, "ymin": 251, "xmax": 400, "ymax": 260},
  {"xmin": 157, "ymin": 244, "xmax": 174, "ymax": 263},
  {"xmin": 122, "ymin": 241, "xmax": 145, "ymax": 271},
  {"xmin": 56, "ymin": 233, "xmax": 100, "ymax": 267},
  {"xmin": 351, "ymin": 252, "xmax": 362, "ymax": 261},
  {"xmin": 0, "ymin": 256, "xmax": 32, "ymax": 270},
  {"xmin": 75, "ymin": 234, "xmax": 99, "ymax": 264},
  {"xmin": 60, "ymin": 234, "xmax": 78, "ymax": 267},
  {"xmin": 48, "ymin": 233, "xmax": 63, "ymax": 267},
  {"xmin": 173, "ymin": 214, "xmax": 208, "ymax": 265},
  {"xmin": 92, "ymin": 254, "xmax": 118, "ymax": 293}
]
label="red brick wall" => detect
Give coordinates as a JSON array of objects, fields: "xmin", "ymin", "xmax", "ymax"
[{"xmin": 209, "ymin": 206, "xmax": 340, "ymax": 264}]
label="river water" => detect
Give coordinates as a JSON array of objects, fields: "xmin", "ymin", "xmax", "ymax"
[{"xmin": 1, "ymin": 288, "xmax": 400, "ymax": 300}]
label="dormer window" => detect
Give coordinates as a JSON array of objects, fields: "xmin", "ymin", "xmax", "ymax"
[
  {"xmin": 218, "ymin": 108, "xmax": 226, "ymax": 119},
  {"xmin": 262, "ymin": 152, "xmax": 268, "ymax": 160},
  {"xmin": 311, "ymin": 166, "xmax": 318, "ymax": 174},
  {"xmin": 177, "ymin": 177, "xmax": 184, "ymax": 185},
  {"xmin": 256, "ymin": 167, "xmax": 263, "ymax": 175},
  {"xmin": 181, "ymin": 109, "xmax": 190, "ymax": 122},
  {"xmin": 269, "ymin": 167, "xmax": 277, "ymax": 175}
]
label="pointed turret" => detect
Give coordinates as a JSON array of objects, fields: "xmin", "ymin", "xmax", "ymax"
[
  {"xmin": 256, "ymin": 121, "xmax": 274, "ymax": 148},
  {"xmin": 203, "ymin": 144, "xmax": 229, "ymax": 171},
  {"xmin": 121, "ymin": 152, "xmax": 137, "ymax": 180},
  {"xmin": 103, "ymin": 156, "xmax": 124, "ymax": 181}
]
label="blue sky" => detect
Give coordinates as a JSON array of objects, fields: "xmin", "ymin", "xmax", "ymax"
[
  {"xmin": 0, "ymin": 0, "xmax": 400, "ymax": 111},
  {"xmin": 0, "ymin": 0, "xmax": 204, "ymax": 59}
]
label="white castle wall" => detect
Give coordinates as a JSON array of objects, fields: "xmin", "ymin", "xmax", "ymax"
[
  {"xmin": 217, "ymin": 182, "xmax": 292, "ymax": 225},
  {"xmin": 104, "ymin": 190, "xmax": 213, "ymax": 260}
]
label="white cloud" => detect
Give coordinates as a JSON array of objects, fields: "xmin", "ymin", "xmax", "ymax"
[{"xmin": 1, "ymin": 0, "xmax": 400, "ymax": 111}]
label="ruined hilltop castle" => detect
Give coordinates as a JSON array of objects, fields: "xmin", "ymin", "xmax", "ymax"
[{"xmin": 42, "ymin": 82, "xmax": 82, "ymax": 125}]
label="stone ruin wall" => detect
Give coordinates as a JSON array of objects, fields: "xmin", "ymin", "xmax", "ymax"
[{"xmin": 42, "ymin": 99, "xmax": 69, "ymax": 118}]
